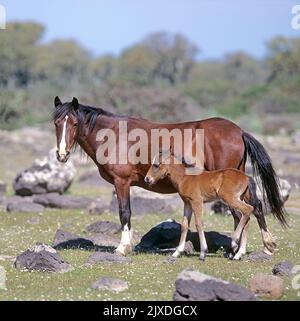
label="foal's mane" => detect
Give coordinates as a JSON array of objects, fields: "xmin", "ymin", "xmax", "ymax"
[{"xmin": 53, "ymin": 102, "xmax": 115, "ymax": 135}]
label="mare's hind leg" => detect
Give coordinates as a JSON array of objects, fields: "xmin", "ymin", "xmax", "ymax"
[
  {"xmin": 191, "ymin": 199, "xmax": 208, "ymax": 261},
  {"xmin": 172, "ymin": 202, "xmax": 192, "ymax": 258},
  {"xmin": 247, "ymin": 178, "xmax": 277, "ymax": 255}
]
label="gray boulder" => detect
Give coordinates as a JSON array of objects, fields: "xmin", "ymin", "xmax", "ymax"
[
  {"xmin": 91, "ymin": 277, "xmax": 128, "ymax": 292},
  {"xmin": 33, "ymin": 193, "xmax": 93, "ymax": 209},
  {"xmin": 110, "ymin": 195, "xmax": 173, "ymax": 215},
  {"xmin": 174, "ymin": 269, "xmax": 257, "ymax": 301},
  {"xmin": 6, "ymin": 200, "xmax": 44, "ymax": 213},
  {"xmin": 13, "ymin": 149, "xmax": 76, "ymax": 196},
  {"xmin": 14, "ymin": 243, "xmax": 72, "ymax": 272}
]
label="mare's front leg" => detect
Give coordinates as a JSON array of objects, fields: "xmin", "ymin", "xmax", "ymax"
[
  {"xmin": 114, "ymin": 179, "xmax": 133, "ymax": 256},
  {"xmin": 172, "ymin": 202, "xmax": 193, "ymax": 258},
  {"xmin": 191, "ymin": 199, "xmax": 208, "ymax": 261}
]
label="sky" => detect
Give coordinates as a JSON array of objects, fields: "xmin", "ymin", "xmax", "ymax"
[{"xmin": 2, "ymin": 0, "xmax": 300, "ymax": 60}]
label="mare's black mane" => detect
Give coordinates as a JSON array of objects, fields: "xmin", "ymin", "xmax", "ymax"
[{"xmin": 53, "ymin": 102, "xmax": 115, "ymax": 134}]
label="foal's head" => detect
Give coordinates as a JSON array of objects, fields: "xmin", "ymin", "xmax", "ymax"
[
  {"xmin": 53, "ymin": 96, "xmax": 79, "ymax": 163},
  {"xmin": 145, "ymin": 151, "xmax": 181, "ymax": 186}
]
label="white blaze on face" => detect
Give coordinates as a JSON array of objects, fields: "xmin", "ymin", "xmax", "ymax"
[{"xmin": 58, "ymin": 115, "xmax": 68, "ymax": 156}]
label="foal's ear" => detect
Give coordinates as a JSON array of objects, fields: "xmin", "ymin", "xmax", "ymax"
[
  {"xmin": 182, "ymin": 156, "xmax": 195, "ymax": 168},
  {"xmin": 72, "ymin": 97, "xmax": 79, "ymax": 111},
  {"xmin": 54, "ymin": 96, "xmax": 62, "ymax": 108}
]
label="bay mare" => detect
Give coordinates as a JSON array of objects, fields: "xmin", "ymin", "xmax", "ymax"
[{"xmin": 53, "ymin": 96, "xmax": 287, "ymax": 256}]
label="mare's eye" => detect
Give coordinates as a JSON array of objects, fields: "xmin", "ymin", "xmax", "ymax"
[{"xmin": 73, "ymin": 123, "xmax": 78, "ymax": 128}]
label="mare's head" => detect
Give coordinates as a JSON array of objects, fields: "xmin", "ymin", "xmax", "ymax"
[{"xmin": 53, "ymin": 96, "xmax": 80, "ymax": 163}]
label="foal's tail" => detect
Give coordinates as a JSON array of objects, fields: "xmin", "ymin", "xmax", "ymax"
[{"xmin": 242, "ymin": 132, "xmax": 288, "ymax": 227}]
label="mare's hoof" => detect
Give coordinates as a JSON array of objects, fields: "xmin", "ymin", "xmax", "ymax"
[{"xmin": 115, "ymin": 244, "xmax": 132, "ymax": 256}]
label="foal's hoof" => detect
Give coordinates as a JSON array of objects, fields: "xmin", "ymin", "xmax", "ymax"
[{"xmin": 228, "ymin": 253, "xmax": 234, "ymax": 260}]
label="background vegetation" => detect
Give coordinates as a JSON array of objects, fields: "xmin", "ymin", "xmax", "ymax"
[{"xmin": 0, "ymin": 22, "xmax": 300, "ymax": 133}]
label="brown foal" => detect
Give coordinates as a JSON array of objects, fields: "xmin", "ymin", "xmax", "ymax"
[{"xmin": 145, "ymin": 152, "xmax": 254, "ymax": 261}]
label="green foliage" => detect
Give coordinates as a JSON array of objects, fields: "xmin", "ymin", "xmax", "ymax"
[{"xmin": 0, "ymin": 22, "xmax": 44, "ymax": 86}]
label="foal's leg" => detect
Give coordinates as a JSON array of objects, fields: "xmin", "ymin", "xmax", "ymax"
[
  {"xmin": 172, "ymin": 202, "xmax": 193, "ymax": 258},
  {"xmin": 191, "ymin": 199, "xmax": 208, "ymax": 261},
  {"xmin": 226, "ymin": 199, "xmax": 253, "ymax": 259},
  {"xmin": 232, "ymin": 219, "xmax": 250, "ymax": 260},
  {"xmin": 114, "ymin": 179, "xmax": 133, "ymax": 256}
]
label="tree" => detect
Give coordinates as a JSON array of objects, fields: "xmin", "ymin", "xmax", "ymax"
[
  {"xmin": 120, "ymin": 32, "xmax": 199, "ymax": 85},
  {"xmin": 90, "ymin": 54, "xmax": 117, "ymax": 83},
  {"xmin": 224, "ymin": 51, "xmax": 266, "ymax": 91},
  {"xmin": 266, "ymin": 36, "xmax": 300, "ymax": 82},
  {"xmin": 143, "ymin": 32, "xmax": 199, "ymax": 84},
  {"xmin": 34, "ymin": 40, "xmax": 91, "ymax": 86},
  {"xmin": 0, "ymin": 22, "xmax": 44, "ymax": 86}
]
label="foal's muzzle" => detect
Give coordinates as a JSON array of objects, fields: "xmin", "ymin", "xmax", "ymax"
[
  {"xmin": 144, "ymin": 176, "xmax": 154, "ymax": 186},
  {"xmin": 56, "ymin": 150, "xmax": 70, "ymax": 163}
]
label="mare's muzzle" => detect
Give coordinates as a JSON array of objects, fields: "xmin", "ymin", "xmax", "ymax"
[{"xmin": 56, "ymin": 150, "xmax": 70, "ymax": 163}]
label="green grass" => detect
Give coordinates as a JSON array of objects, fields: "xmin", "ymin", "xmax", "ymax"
[{"xmin": 0, "ymin": 208, "xmax": 299, "ymax": 301}]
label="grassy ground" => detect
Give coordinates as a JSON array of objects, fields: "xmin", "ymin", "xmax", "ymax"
[{"xmin": 0, "ymin": 207, "xmax": 299, "ymax": 301}]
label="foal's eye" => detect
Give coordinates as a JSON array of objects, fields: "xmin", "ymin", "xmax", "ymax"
[{"xmin": 153, "ymin": 163, "xmax": 160, "ymax": 168}]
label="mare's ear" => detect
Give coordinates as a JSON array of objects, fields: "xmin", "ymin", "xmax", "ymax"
[
  {"xmin": 54, "ymin": 96, "xmax": 62, "ymax": 108},
  {"xmin": 72, "ymin": 97, "xmax": 79, "ymax": 111}
]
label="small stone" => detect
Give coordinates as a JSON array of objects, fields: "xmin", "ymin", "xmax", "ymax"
[
  {"xmin": 244, "ymin": 251, "xmax": 273, "ymax": 262},
  {"xmin": 91, "ymin": 277, "xmax": 128, "ymax": 292},
  {"xmin": 85, "ymin": 221, "xmax": 121, "ymax": 235},
  {"xmin": 272, "ymin": 261, "xmax": 294, "ymax": 277},
  {"xmin": 249, "ymin": 273, "xmax": 284, "ymax": 299}
]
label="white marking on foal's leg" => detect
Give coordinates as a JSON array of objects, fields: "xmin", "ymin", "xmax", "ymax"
[
  {"xmin": 115, "ymin": 224, "xmax": 133, "ymax": 256},
  {"xmin": 199, "ymin": 230, "xmax": 208, "ymax": 261},
  {"xmin": 58, "ymin": 115, "xmax": 68, "ymax": 155},
  {"xmin": 172, "ymin": 240, "xmax": 186, "ymax": 258}
]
